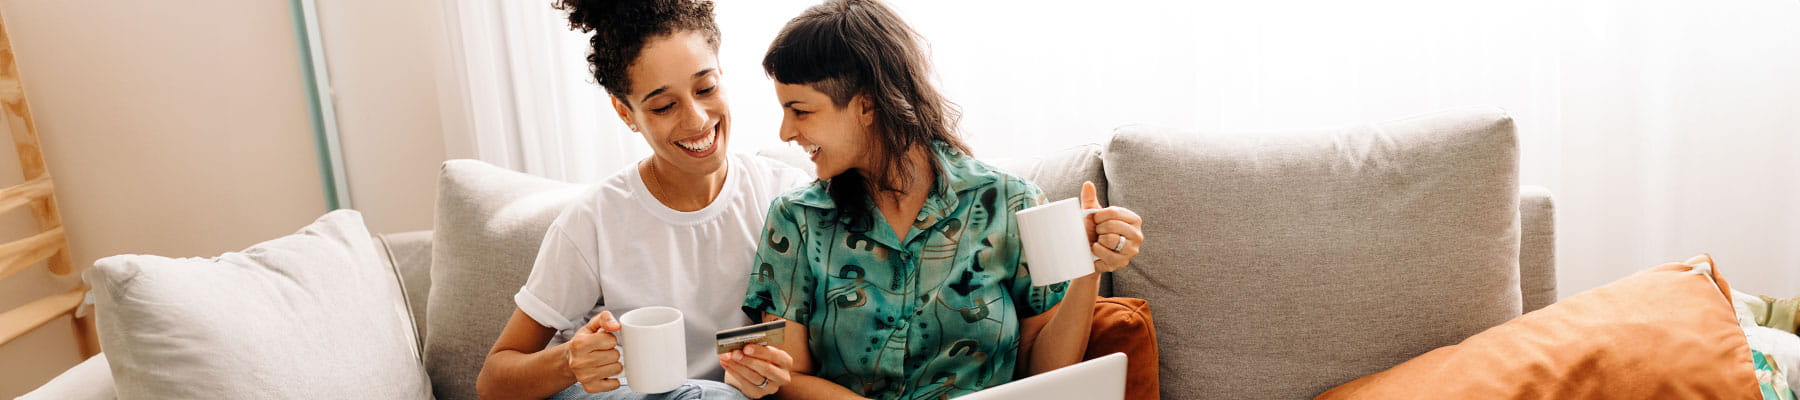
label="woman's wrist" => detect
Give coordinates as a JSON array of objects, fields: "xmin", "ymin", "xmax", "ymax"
[
  {"xmin": 548, "ymin": 341, "xmax": 577, "ymax": 382},
  {"xmin": 1069, "ymin": 274, "xmax": 1101, "ymax": 301}
]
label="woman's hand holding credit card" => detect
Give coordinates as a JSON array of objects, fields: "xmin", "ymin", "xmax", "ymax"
[
  {"xmin": 717, "ymin": 319, "xmax": 794, "ymax": 398},
  {"xmin": 716, "ymin": 319, "xmax": 786, "ymax": 354}
]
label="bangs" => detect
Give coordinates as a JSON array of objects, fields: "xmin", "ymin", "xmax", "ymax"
[{"xmin": 762, "ymin": 11, "xmax": 862, "ymax": 100}]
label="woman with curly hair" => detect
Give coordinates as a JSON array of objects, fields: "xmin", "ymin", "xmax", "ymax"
[
  {"xmin": 475, "ymin": 1, "xmax": 806, "ymax": 399},
  {"xmin": 741, "ymin": 0, "xmax": 1147, "ymax": 398}
]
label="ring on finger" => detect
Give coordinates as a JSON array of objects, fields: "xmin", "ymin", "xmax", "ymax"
[
  {"xmin": 755, "ymin": 376, "xmax": 770, "ymax": 389},
  {"xmin": 1111, "ymin": 236, "xmax": 1126, "ymax": 252}
]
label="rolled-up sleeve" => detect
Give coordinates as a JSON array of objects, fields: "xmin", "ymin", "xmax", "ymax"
[{"xmin": 515, "ymin": 207, "xmax": 603, "ymax": 332}]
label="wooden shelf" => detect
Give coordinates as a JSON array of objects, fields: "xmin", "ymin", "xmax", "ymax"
[
  {"xmin": 0, "ymin": 226, "xmax": 66, "ymax": 281},
  {"xmin": 0, "ymin": 175, "xmax": 52, "ymax": 215},
  {"xmin": 0, "ymin": 75, "xmax": 18, "ymax": 104},
  {"xmin": 0, "ymin": 286, "xmax": 83, "ymax": 346},
  {"xmin": 0, "ymin": 5, "xmax": 90, "ymax": 357}
]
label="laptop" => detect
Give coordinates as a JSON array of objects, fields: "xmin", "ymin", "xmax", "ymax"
[{"xmin": 955, "ymin": 352, "xmax": 1128, "ymax": 400}]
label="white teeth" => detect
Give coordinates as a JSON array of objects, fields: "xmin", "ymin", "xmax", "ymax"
[
  {"xmin": 677, "ymin": 129, "xmax": 716, "ymax": 152},
  {"xmin": 803, "ymin": 144, "xmax": 821, "ymax": 156}
]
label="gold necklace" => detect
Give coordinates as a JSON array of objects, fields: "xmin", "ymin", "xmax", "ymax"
[
  {"xmin": 646, "ymin": 159, "xmax": 691, "ymax": 210},
  {"xmin": 646, "ymin": 158, "xmax": 730, "ymax": 211},
  {"xmin": 644, "ymin": 159, "xmax": 664, "ymax": 199}
]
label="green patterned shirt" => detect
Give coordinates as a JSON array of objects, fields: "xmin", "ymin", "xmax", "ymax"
[{"xmin": 742, "ymin": 142, "xmax": 1068, "ymax": 399}]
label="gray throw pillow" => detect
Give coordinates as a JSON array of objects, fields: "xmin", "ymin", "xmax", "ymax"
[{"xmin": 1103, "ymin": 107, "xmax": 1523, "ymax": 399}]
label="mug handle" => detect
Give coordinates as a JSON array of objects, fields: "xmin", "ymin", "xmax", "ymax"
[{"xmin": 1081, "ymin": 208, "xmax": 1102, "ymax": 262}]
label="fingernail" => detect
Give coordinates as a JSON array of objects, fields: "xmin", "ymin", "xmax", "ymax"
[
  {"xmin": 732, "ymin": 352, "xmax": 744, "ymax": 361},
  {"xmin": 746, "ymin": 345, "xmax": 757, "ymax": 355}
]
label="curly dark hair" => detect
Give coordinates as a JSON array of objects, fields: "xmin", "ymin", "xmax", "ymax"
[{"xmin": 554, "ymin": 0, "xmax": 720, "ymax": 107}]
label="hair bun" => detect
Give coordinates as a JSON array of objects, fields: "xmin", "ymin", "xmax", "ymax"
[
  {"xmin": 552, "ymin": 0, "xmax": 720, "ymax": 100},
  {"xmin": 556, "ymin": 0, "xmax": 634, "ymax": 32}
]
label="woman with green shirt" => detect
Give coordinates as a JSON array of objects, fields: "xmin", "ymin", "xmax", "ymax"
[{"xmin": 740, "ymin": 1, "xmax": 1147, "ymax": 398}]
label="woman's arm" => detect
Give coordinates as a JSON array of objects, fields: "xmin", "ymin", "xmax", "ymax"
[
  {"xmin": 761, "ymin": 313, "xmax": 871, "ymax": 400},
  {"xmin": 478, "ymin": 308, "xmax": 625, "ymax": 400},
  {"xmin": 1019, "ymin": 274, "xmax": 1100, "ymax": 375},
  {"xmin": 1019, "ymin": 182, "xmax": 1144, "ymax": 376},
  {"xmin": 477, "ymin": 308, "xmax": 578, "ymax": 400}
]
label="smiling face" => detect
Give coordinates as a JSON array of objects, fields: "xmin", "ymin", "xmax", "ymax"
[
  {"xmin": 612, "ymin": 30, "xmax": 729, "ymax": 176},
  {"xmin": 773, "ymin": 82, "xmax": 875, "ymax": 179}
]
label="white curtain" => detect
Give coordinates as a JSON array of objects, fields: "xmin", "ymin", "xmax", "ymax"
[
  {"xmin": 440, "ymin": 0, "xmax": 1800, "ymax": 296},
  {"xmin": 436, "ymin": 0, "xmax": 649, "ymax": 183}
]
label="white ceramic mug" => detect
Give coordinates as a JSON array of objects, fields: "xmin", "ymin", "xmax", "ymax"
[
  {"xmin": 1014, "ymin": 197, "xmax": 1102, "ymax": 287},
  {"xmin": 612, "ymin": 306, "xmax": 686, "ymax": 394}
]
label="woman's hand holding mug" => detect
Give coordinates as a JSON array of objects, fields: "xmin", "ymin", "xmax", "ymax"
[
  {"xmin": 1079, "ymin": 181, "xmax": 1143, "ymax": 273},
  {"xmin": 566, "ymin": 311, "xmax": 624, "ymax": 393}
]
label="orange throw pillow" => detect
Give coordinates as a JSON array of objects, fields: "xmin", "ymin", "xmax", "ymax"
[
  {"xmin": 1317, "ymin": 254, "xmax": 1760, "ymax": 400},
  {"xmin": 1086, "ymin": 297, "xmax": 1161, "ymax": 400}
]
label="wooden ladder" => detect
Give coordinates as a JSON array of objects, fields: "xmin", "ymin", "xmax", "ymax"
[{"xmin": 0, "ymin": 9, "xmax": 95, "ymax": 358}]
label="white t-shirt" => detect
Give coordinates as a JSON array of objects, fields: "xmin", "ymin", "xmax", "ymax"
[{"xmin": 514, "ymin": 152, "xmax": 811, "ymax": 381}]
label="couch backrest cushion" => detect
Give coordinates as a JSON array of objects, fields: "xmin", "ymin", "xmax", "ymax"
[
  {"xmin": 1103, "ymin": 107, "xmax": 1523, "ymax": 399},
  {"xmin": 1518, "ymin": 186, "xmax": 1557, "ymax": 313},
  {"xmin": 424, "ymin": 160, "xmax": 586, "ymax": 400},
  {"xmin": 981, "ymin": 143, "xmax": 1109, "ymax": 208}
]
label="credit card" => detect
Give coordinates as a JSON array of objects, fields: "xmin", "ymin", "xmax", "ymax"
[{"xmin": 715, "ymin": 319, "xmax": 787, "ymax": 354}]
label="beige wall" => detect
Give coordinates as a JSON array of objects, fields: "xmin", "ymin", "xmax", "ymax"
[
  {"xmin": 316, "ymin": 0, "xmax": 448, "ymax": 234},
  {"xmin": 0, "ymin": 0, "xmax": 330, "ymax": 396},
  {"xmin": 0, "ymin": 0, "xmax": 457, "ymax": 393}
]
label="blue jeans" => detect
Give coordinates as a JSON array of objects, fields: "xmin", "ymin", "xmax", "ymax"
[{"xmin": 546, "ymin": 379, "xmax": 747, "ymax": 400}]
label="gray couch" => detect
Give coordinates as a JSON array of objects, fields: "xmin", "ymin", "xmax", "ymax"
[{"xmin": 24, "ymin": 106, "xmax": 1553, "ymax": 399}]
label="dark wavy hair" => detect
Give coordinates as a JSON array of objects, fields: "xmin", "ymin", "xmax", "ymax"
[
  {"xmin": 555, "ymin": 0, "xmax": 720, "ymax": 107},
  {"xmin": 762, "ymin": 0, "xmax": 971, "ymax": 205}
]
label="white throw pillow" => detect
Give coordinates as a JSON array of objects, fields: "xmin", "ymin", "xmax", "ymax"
[{"xmin": 84, "ymin": 210, "xmax": 431, "ymax": 399}]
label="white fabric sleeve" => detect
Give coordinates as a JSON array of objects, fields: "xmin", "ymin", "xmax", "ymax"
[{"xmin": 514, "ymin": 205, "xmax": 603, "ymax": 332}]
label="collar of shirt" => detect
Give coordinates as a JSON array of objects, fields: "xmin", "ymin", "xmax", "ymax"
[{"xmin": 787, "ymin": 141, "xmax": 995, "ymax": 249}]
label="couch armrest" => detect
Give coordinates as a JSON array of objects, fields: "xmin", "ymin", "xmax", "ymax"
[
  {"xmin": 1519, "ymin": 186, "xmax": 1557, "ymax": 313},
  {"xmin": 18, "ymin": 353, "xmax": 113, "ymax": 400}
]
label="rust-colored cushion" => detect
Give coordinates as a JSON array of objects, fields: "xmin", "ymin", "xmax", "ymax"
[
  {"xmin": 1086, "ymin": 297, "xmax": 1161, "ymax": 400},
  {"xmin": 1317, "ymin": 254, "xmax": 1760, "ymax": 399}
]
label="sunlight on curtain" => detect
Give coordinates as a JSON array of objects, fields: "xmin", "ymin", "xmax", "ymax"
[{"xmin": 438, "ymin": 0, "xmax": 649, "ymax": 183}]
